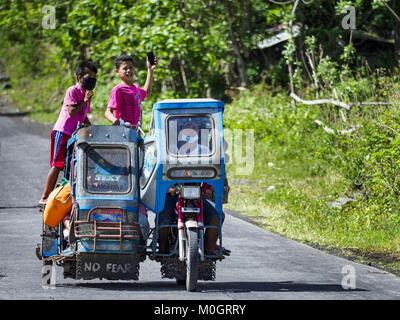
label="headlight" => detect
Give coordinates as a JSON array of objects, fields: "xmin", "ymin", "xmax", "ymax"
[{"xmin": 182, "ymin": 186, "xmax": 200, "ymax": 199}]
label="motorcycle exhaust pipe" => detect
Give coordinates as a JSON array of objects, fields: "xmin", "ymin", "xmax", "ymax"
[{"xmin": 177, "ymin": 204, "xmax": 185, "ymax": 261}]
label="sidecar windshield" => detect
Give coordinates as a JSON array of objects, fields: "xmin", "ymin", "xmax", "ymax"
[
  {"xmin": 167, "ymin": 115, "xmax": 214, "ymax": 156},
  {"xmin": 85, "ymin": 146, "xmax": 131, "ymax": 194}
]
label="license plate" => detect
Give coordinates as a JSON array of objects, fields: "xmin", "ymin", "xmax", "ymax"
[
  {"xmin": 77, "ymin": 253, "xmax": 139, "ymax": 280},
  {"xmin": 181, "ymin": 207, "xmax": 200, "ymax": 214}
]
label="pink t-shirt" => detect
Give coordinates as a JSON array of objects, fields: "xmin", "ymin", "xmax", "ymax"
[
  {"xmin": 107, "ymin": 83, "xmax": 146, "ymax": 126},
  {"xmin": 53, "ymin": 83, "xmax": 91, "ymax": 135}
]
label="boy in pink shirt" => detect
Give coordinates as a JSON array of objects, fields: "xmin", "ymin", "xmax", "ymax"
[
  {"xmin": 105, "ymin": 54, "xmax": 157, "ymax": 126},
  {"xmin": 38, "ymin": 61, "xmax": 98, "ymax": 208},
  {"xmin": 105, "ymin": 54, "xmax": 157, "ymax": 226}
]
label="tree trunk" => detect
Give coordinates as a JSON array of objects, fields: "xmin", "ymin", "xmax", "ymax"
[
  {"xmin": 383, "ymin": 1, "xmax": 400, "ymax": 65},
  {"xmin": 180, "ymin": 59, "xmax": 189, "ymax": 94},
  {"xmin": 394, "ymin": 15, "xmax": 400, "ymax": 66},
  {"xmin": 289, "ymin": 0, "xmax": 300, "ymax": 106},
  {"xmin": 223, "ymin": 0, "xmax": 249, "ymax": 88}
]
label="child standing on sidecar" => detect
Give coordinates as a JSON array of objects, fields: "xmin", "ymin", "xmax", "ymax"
[
  {"xmin": 38, "ymin": 61, "xmax": 98, "ymax": 209},
  {"xmin": 105, "ymin": 54, "xmax": 157, "ymax": 126}
]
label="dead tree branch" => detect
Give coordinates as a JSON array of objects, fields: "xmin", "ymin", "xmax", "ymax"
[
  {"xmin": 290, "ymin": 92, "xmax": 393, "ymax": 110},
  {"xmin": 314, "ymin": 120, "xmax": 360, "ymax": 134},
  {"xmin": 290, "ymin": 92, "xmax": 351, "ymax": 110}
]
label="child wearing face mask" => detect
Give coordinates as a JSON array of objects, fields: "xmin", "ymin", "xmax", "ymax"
[
  {"xmin": 38, "ymin": 61, "xmax": 98, "ymax": 209},
  {"xmin": 105, "ymin": 54, "xmax": 157, "ymax": 126}
]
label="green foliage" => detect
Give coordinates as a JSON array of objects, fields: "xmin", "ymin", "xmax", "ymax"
[
  {"xmin": 224, "ymin": 83, "xmax": 328, "ymax": 177},
  {"xmin": 4, "ymin": 0, "xmax": 275, "ymax": 100},
  {"xmin": 334, "ymin": 101, "xmax": 400, "ymax": 226},
  {"xmin": 317, "ymin": 56, "xmax": 339, "ymax": 90},
  {"xmin": 225, "ymin": 62, "xmax": 400, "ymax": 260}
]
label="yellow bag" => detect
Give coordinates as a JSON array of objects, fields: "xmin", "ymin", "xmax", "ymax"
[{"xmin": 43, "ymin": 180, "xmax": 72, "ymax": 228}]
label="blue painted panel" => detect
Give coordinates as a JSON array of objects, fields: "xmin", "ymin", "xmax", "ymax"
[{"xmin": 154, "ymin": 99, "xmax": 224, "ymax": 110}]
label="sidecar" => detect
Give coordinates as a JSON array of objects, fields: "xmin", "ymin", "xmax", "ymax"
[
  {"xmin": 139, "ymin": 98, "xmax": 227, "ymax": 287},
  {"xmin": 38, "ymin": 125, "xmax": 146, "ymax": 281}
]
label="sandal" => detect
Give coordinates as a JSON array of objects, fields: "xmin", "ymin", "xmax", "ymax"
[
  {"xmin": 205, "ymin": 251, "xmax": 225, "ymax": 260},
  {"xmin": 216, "ymin": 245, "xmax": 231, "ymax": 256},
  {"xmin": 37, "ymin": 201, "xmax": 47, "ymax": 212}
]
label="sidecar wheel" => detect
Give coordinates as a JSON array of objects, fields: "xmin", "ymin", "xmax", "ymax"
[{"xmin": 185, "ymin": 228, "xmax": 199, "ymax": 292}]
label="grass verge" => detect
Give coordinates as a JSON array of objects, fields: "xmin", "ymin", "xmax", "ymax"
[{"xmin": 223, "ymin": 84, "xmax": 400, "ymax": 276}]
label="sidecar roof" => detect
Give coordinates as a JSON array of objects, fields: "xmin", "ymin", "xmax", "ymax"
[{"xmin": 153, "ymin": 98, "xmax": 224, "ymax": 110}]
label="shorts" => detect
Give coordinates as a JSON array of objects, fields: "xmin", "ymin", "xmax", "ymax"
[
  {"xmin": 50, "ymin": 130, "xmax": 71, "ymax": 169},
  {"xmin": 157, "ymin": 194, "xmax": 224, "ymax": 227}
]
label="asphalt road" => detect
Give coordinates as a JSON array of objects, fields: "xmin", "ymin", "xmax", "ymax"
[{"xmin": 1, "ymin": 110, "xmax": 400, "ymax": 300}]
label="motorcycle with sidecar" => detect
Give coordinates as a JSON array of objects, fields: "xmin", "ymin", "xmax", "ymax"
[
  {"xmin": 36, "ymin": 98, "xmax": 228, "ymax": 292},
  {"xmin": 141, "ymin": 98, "xmax": 227, "ymax": 291}
]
